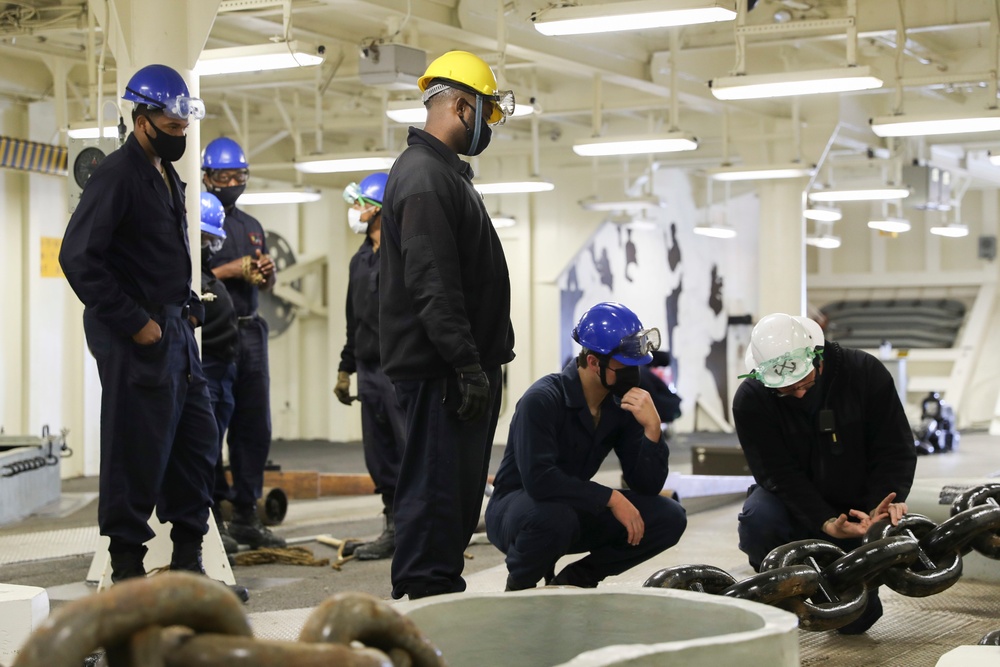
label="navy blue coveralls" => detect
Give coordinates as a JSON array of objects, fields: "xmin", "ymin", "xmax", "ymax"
[
  {"xmin": 486, "ymin": 362, "xmax": 688, "ymax": 588},
  {"xmin": 338, "ymin": 236, "xmax": 404, "ymax": 509},
  {"xmin": 59, "ymin": 133, "xmax": 218, "ymax": 549},
  {"xmin": 380, "ymin": 127, "xmax": 516, "ymax": 599},
  {"xmin": 208, "ymin": 207, "xmax": 272, "ymax": 513},
  {"xmin": 733, "ymin": 342, "xmax": 916, "ymax": 570},
  {"xmin": 199, "ymin": 258, "xmax": 240, "ymax": 508}
]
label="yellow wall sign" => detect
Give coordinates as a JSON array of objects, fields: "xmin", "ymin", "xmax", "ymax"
[{"xmin": 41, "ymin": 236, "xmax": 64, "ymax": 278}]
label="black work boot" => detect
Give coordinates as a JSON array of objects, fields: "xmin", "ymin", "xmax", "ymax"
[
  {"xmin": 110, "ymin": 545, "xmax": 148, "ymax": 584},
  {"xmin": 170, "ymin": 540, "xmax": 206, "ymax": 575},
  {"xmin": 213, "ymin": 506, "xmax": 239, "ymax": 555},
  {"xmin": 549, "ymin": 563, "xmax": 600, "ymax": 589},
  {"xmin": 228, "ymin": 507, "xmax": 287, "ymax": 549},
  {"xmin": 355, "ymin": 509, "xmax": 395, "ymax": 561}
]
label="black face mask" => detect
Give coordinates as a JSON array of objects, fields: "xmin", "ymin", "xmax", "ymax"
[
  {"xmin": 459, "ymin": 100, "xmax": 492, "ymax": 156},
  {"xmin": 600, "ymin": 363, "xmax": 641, "ymax": 399},
  {"xmin": 143, "ymin": 116, "xmax": 186, "ymax": 162},
  {"xmin": 209, "ymin": 184, "xmax": 246, "ymax": 208}
]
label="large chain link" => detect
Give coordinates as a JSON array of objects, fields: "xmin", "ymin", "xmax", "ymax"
[
  {"xmin": 11, "ymin": 572, "xmax": 447, "ymax": 667},
  {"xmin": 644, "ymin": 483, "xmax": 1000, "ymax": 632}
]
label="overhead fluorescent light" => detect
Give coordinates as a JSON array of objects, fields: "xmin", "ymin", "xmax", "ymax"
[
  {"xmin": 491, "ymin": 215, "xmax": 517, "ymax": 228},
  {"xmin": 386, "ymin": 100, "xmax": 535, "ymax": 124},
  {"xmin": 67, "ymin": 123, "xmax": 118, "ymax": 139},
  {"xmin": 573, "ymin": 132, "xmax": 698, "ymax": 157},
  {"xmin": 871, "ymin": 110, "xmax": 1000, "ymax": 137},
  {"xmin": 693, "ymin": 224, "xmax": 737, "ymax": 239},
  {"xmin": 809, "ymin": 187, "xmax": 910, "ymax": 203},
  {"xmin": 474, "ymin": 179, "xmax": 555, "ymax": 194},
  {"xmin": 989, "ymin": 152, "xmax": 1000, "ymax": 166},
  {"xmin": 707, "ymin": 163, "xmax": 815, "ymax": 181},
  {"xmin": 294, "ymin": 152, "xmax": 396, "ymax": 174},
  {"xmin": 805, "ymin": 234, "xmax": 842, "ymax": 249},
  {"xmin": 196, "ymin": 41, "xmax": 324, "ymax": 76},
  {"xmin": 868, "ymin": 217, "xmax": 911, "ymax": 233},
  {"xmin": 580, "ymin": 195, "xmax": 663, "ymax": 212},
  {"xmin": 239, "ymin": 188, "xmax": 322, "ymax": 205},
  {"xmin": 710, "ymin": 66, "xmax": 883, "ymax": 101},
  {"xmin": 929, "ymin": 223, "xmax": 970, "ymax": 238},
  {"xmin": 532, "ymin": 0, "xmax": 736, "ymax": 36},
  {"xmin": 804, "ymin": 206, "xmax": 843, "ymax": 222}
]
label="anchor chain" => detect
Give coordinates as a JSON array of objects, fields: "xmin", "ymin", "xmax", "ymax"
[
  {"xmin": 11, "ymin": 572, "xmax": 446, "ymax": 667},
  {"xmin": 644, "ymin": 483, "xmax": 1000, "ymax": 632}
]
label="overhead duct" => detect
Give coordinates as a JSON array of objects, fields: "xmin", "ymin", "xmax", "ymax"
[{"xmin": 0, "ymin": 136, "xmax": 67, "ymax": 176}]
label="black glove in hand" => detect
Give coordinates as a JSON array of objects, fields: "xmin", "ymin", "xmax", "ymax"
[
  {"xmin": 334, "ymin": 371, "xmax": 353, "ymax": 405},
  {"xmin": 456, "ymin": 364, "xmax": 490, "ymax": 421}
]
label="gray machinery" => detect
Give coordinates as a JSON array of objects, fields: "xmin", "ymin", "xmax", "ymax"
[
  {"xmin": 0, "ymin": 426, "xmax": 70, "ymax": 525},
  {"xmin": 258, "ymin": 229, "xmax": 328, "ymax": 337},
  {"xmin": 67, "ymin": 133, "xmax": 121, "ymax": 213}
]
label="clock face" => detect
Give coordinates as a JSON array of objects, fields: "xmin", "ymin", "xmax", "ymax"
[{"xmin": 73, "ymin": 146, "xmax": 107, "ymax": 188}]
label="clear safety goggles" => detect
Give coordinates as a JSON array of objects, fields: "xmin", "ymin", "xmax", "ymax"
[
  {"xmin": 342, "ymin": 182, "xmax": 379, "ymax": 207},
  {"xmin": 614, "ymin": 328, "xmax": 661, "ymax": 359},
  {"xmin": 739, "ymin": 346, "xmax": 821, "ymax": 388},
  {"xmin": 422, "ymin": 83, "xmax": 515, "ymax": 126},
  {"xmin": 127, "ymin": 88, "xmax": 206, "ymax": 120}
]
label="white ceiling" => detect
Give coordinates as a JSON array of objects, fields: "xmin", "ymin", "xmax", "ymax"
[{"xmin": 3, "ymin": 0, "xmax": 1000, "ymax": 195}]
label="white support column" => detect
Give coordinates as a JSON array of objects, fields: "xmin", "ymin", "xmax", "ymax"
[{"xmin": 756, "ymin": 179, "xmax": 807, "ymax": 317}]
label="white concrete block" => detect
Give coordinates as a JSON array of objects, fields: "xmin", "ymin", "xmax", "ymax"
[
  {"xmin": 0, "ymin": 584, "xmax": 49, "ymax": 666},
  {"xmin": 936, "ymin": 645, "xmax": 1000, "ymax": 666}
]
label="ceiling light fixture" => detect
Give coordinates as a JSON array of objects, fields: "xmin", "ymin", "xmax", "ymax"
[
  {"xmin": 572, "ymin": 132, "xmax": 698, "ymax": 157},
  {"xmin": 491, "ymin": 215, "xmax": 517, "ymax": 228},
  {"xmin": 805, "ymin": 234, "xmax": 842, "ymax": 249},
  {"xmin": 870, "ymin": 110, "xmax": 1000, "ymax": 137},
  {"xmin": 804, "ymin": 206, "xmax": 843, "ymax": 222},
  {"xmin": 929, "ymin": 223, "xmax": 970, "ymax": 238},
  {"xmin": 67, "ymin": 123, "xmax": 118, "ymax": 139},
  {"xmin": 808, "ymin": 187, "xmax": 910, "ymax": 203},
  {"xmin": 693, "ymin": 224, "xmax": 737, "ymax": 239},
  {"xmin": 386, "ymin": 100, "xmax": 535, "ymax": 124},
  {"xmin": 195, "ymin": 41, "xmax": 324, "ymax": 76},
  {"xmin": 474, "ymin": 179, "xmax": 555, "ymax": 195},
  {"xmin": 294, "ymin": 151, "xmax": 396, "ymax": 174},
  {"xmin": 707, "ymin": 163, "xmax": 816, "ymax": 181},
  {"xmin": 580, "ymin": 195, "xmax": 663, "ymax": 212},
  {"xmin": 531, "ymin": 0, "xmax": 736, "ymax": 36},
  {"xmin": 989, "ymin": 152, "xmax": 1000, "ymax": 167},
  {"xmin": 867, "ymin": 217, "xmax": 911, "ymax": 233},
  {"xmin": 709, "ymin": 66, "xmax": 883, "ymax": 101},
  {"xmin": 238, "ymin": 187, "xmax": 322, "ymax": 205}
]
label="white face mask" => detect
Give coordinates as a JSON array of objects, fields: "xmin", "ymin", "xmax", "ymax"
[{"xmin": 347, "ymin": 207, "xmax": 368, "ymax": 234}]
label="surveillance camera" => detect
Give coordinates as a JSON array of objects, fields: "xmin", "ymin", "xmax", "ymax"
[
  {"xmin": 360, "ymin": 46, "xmax": 370, "ymax": 59},
  {"xmin": 318, "ymin": 45, "xmax": 326, "ymax": 55}
]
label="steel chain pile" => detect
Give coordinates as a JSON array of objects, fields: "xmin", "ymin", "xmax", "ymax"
[
  {"xmin": 644, "ymin": 483, "xmax": 1000, "ymax": 631},
  {"xmin": 11, "ymin": 572, "xmax": 446, "ymax": 667}
]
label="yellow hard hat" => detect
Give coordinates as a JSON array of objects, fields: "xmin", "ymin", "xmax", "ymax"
[{"xmin": 418, "ymin": 50, "xmax": 513, "ymax": 125}]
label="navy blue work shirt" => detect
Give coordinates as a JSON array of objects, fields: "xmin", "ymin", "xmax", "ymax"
[
  {"xmin": 491, "ymin": 361, "xmax": 671, "ymax": 514},
  {"xmin": 209, "ymin": 206, "xmax": 268, "ymax": 317},
  {"xmin": 338, "ymin": 236, "xmax": 381, "ymax": 373},
  {"xmin": 60, "ymin": 133, "xmax": 203, "ymax": 337}
]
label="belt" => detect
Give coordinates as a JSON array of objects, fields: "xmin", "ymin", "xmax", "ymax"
[
  {"xmin": 237, "ymin": 313, "xmax": 258, "ymax": 326},
  {"xmin": 140, "ymin": 301, "xmax": 190, "ymax": 319}
]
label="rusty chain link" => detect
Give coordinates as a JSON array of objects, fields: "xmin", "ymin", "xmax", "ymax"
[
  {"xmin": 11, "ymin": 572, "xmax": 447, "ymax": 667},
  {"xmin": 644, "ymin": 483, "xmax": 1000, "ymax": 632}
]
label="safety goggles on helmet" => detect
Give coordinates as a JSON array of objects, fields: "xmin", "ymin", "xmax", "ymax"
[
  {"xmin": 739, "ymin": 346, "xmax": 822, "ymax": 388},
  {"xmin": 342, "ymin": 182, "xmax": 380, "ymax": 207},
  {"xmin": 422, "ymin": 82, "xmax": 515, "ymax": 126},
  {"xmin": 614, "ymin": 328, "xmax": 661, "ymax": 360},
  {"xmin": 126, "ymin": 87, "xmax": 206, "ymax": 120}
]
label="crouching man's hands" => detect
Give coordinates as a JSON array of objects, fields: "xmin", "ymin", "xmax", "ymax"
[{"xmin": 608, "ymin": 490, "xmax": 645, "ymax": 546}]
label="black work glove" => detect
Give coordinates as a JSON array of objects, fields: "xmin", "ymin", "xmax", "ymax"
[{"xmin": 456, "ymin": 363, "xmax": 490, "ymax": 422}]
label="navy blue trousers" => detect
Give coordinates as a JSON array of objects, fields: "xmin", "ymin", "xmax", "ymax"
[
  {"xmin": 84, "ymin": 309, "xmax": 218, "ymax": 548},
  {"xmin": 202, "ymin": 355, "xmax": 237, "ymax": 506},
  {"xmin": 486, "ymin": 489, "xmax": 687, "ymax": 588},
  {"xmin": 738, "ymin": 485, "xmax": 861, "ymax": 571},
  {"xmin": 390, "ymin": 366, "xmax": 503, "ymax": 599},
  {"xmin": 357, "ymin": 359, "xmax": 404, "ymax": 507},
  {"xmin": 218, "ymin": 318, "xmax": 272, "ymax": 511}
]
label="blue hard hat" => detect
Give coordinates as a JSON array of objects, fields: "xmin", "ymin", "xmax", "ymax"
[
  {"xmin": 122, "ymin": 64, "xmax": 205, "ymax": 120},
  {"xmin": 202, "ymin": 137, "xmax": 249, "ymax": 170},
  {"xmin": 358, "ymin": 172, "xmax": 388, "ymax": 206},
  {"xmin": 572, "ymin": 302, "xmax": 660, "ymax": 366},
  {"xmin": 200, "ymin": 192, "xmax": 227, "ymax": 239}
]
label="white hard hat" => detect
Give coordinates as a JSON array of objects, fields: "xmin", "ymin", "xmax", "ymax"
[{"xmin": 744, "ymin": 313, "xmax": 822, "ymax": 388}]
